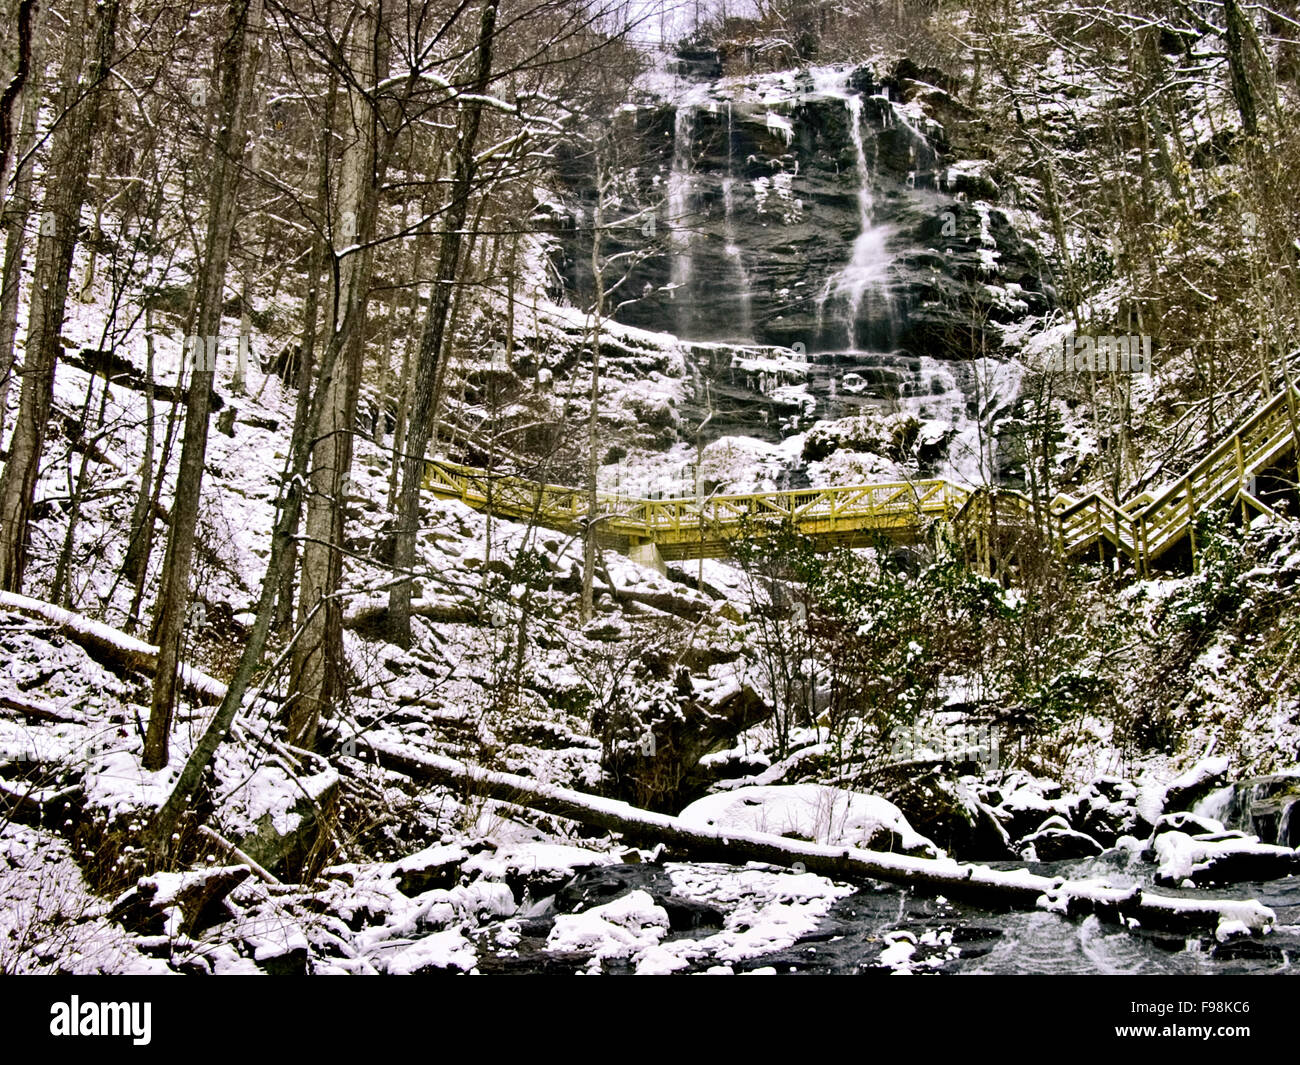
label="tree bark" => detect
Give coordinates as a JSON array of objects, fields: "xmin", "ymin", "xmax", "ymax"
[
  {"xmin": 1222, "ymin": 0, "xmax": 1260, "ymax": 139},
  {"xmin": 0, "ymin": 0, "xmax": 38, "ymax": 219},
  {"xmin": 581, "ymin": 166, "xmax": 606, "ymax": 624},
  {"xmin": 121, "ymin": 314, "xmax": 159, "ymax": 583},
  {"xmin": 0, "ymin": 0, "xmax": 45, "ymax": 446},
  {"xmin": 287, "ymin": 0, "xmax": 389, "ymax": 749},
  {"xmin": 273, "ymin": 73, "xmax": 338, "ymax": 637},
  {"xmin": 143, "ymin": 0, "xmax": 263, "ymax": 770},
  {"xmin": 387, "ymin": 0, "xmax": 500, "ymax": 649}
]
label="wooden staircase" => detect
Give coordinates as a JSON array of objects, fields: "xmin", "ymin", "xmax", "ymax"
[{"xmin": 956, "ymin": 382, "xmax": 1300, "ymax": 575}]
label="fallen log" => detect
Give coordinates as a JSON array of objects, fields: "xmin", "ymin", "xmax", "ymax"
[
  {"xmin": 0, "ymin": 779, "xmax": 83, "ymax": 828},
  {"xmin": 196, "ymin": 825, "xmax": 281, "ymax": 885},
  {"xmin": 0, "ymin": 691, "xmax": 84, "ymax": 724},
  {"xmin": 0, "ymin": 592, "xmax": 226, "ymax": 705},
  {"xmin": 551, "ymin": 570, "xmax": 708, "ymax": 621},
  {"xmin": 613, "ymin": 586, "xmax": 707, "ymax": 620},
  {"xmin": 343, "ymin": 597, "xmax": 480, "ymax": 633},
  {"xmin": 356, "ymin": 737, "xmax": 1276, "ymax": 937}
]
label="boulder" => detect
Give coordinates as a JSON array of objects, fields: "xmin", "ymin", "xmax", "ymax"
[
  {"xmin": 1162, "ymin": 755, "xmax": 1231, "ymax": 813},
  {"xmin": 679, "ymin": 783, "xmax": 943, "ymax": 858},
  {"xmin": 109, "ymin": 865, "xmax": 250, "ymax": 937},
  {"xmin": 1019, "ymin": 824, "xmax": 1105, "ymax": 862}
]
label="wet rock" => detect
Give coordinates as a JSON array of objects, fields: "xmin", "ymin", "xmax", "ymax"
[
  {"xmin": 602, "ymin": 680, "xmax": 772, "ymax": 811},
  {"xmin": 1071, "ymin": 780, "xmax": 1142, "ymax": 846},
  {"xmin": 255, "ymin": 943, "xmax": 309, "ymax": 976},
  {"xmin": 1163, "ymin": 756, "xmax": 1231, "ymax": 813},
  {"xmin": 988, "ymin": 774, "xmax": 1073, "ymax": 844},
  {"xmin": 551, "ymin": 64, "xmax": 1048, "ymax": 365},
  {"xmin": 462, "ymin": 843, "xmax": 619, "ymax": 905},
  {"xmin": 878, "ymin": 768, "xmax": 1015, "ymax": 859},
  {"xmin": 660, "ymin": 894, "xmax": 726, "ymax": 931},
  {"xmin": 1148, "ymin": 811, "xmax": 1226, "ymax": 846},
  {"xmin": 1020, "ymin": 820, "xmax": 1105, "ymax": 861},
  {"xmin": 802, "ymin": 410, "xmax": 919, "ymax": 463},
  {"xmin": 1211, "ymin": 937, "xmax": 1287, "ymax": 963},
  {"xmin": 388, "ymin": 843, "xmax": 467, "ymax": 897}
]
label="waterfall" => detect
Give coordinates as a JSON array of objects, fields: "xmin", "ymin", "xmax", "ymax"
[
  {"xmin": 590, "ymin": 67, "xmax": 1030, "ymax": 490},
  {"xmin": 818, "ymin": 93, "xmax": 893, "ymax": 350},
  {"xmin": 668, "ymin": 105, "xmax": 695, "ymax": 334},
  {"xmin": 900, "ymin": 356, "xmax": 1022, "ymax": 486},
  {"xmin": 723, "ymin": 102, "xmax": 754, "ymax": 342}
]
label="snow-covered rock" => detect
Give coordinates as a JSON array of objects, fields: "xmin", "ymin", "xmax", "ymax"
[{"xmin": 679, "ymin": 784, "xmax": 942, "ymax": 858}]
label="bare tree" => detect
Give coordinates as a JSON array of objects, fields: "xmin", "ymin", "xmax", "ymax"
[
  {"xmin": 387, "ymin": 0, "xmax": 501, "ymax": 649},
  {"xmin": 144, "ymin": 0, "xmax": 264, "ymax": 770},
  {"xmin": 0, "ymin": 0, "xmax": 122, "ymax": 592}
]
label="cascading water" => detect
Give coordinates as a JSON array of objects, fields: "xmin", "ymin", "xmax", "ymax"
[
  {"xmin": 723, "ymin": 102, "xmax": 754, "ymax": 341},
  {"xmin": 667, "ymin": 105, "xmax": 696, "ymax": 335},
  {"xmin": 803, "ymin": 352, "xmax": 1022, "ymax": 485},
  {"xmin": 628, "ymin": 68, "xmax": 1027, "ymax": 491},
  {"xmin": 817, "ymin": 92, "xmax": 894, "ymax": 351}
]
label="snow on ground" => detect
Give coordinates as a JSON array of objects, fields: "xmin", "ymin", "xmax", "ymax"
[{"xmin": 0, "ymin": 824, "xmax": 169, "ymax": 974}]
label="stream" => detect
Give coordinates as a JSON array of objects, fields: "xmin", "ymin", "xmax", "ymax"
[{"xmin": 466, "ymin": 854, "xmax": 1300, "ymax": 975}]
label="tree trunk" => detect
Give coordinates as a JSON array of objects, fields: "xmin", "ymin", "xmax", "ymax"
[
  {"xmin": 357, "ymin": 738, "xmax": 1277, "ymax": 937},
  {"xmin": 0, "ymin": 0, "xmax": 120, "ymax": 593},
  {"xmin": 143, "ymin": 0, "xmax": 263, "ymax": 770},
  {"xmin": 0, "ymin": 0, "xmax": 38, "ymax": 218},
  {"xmin": 121, "ymin": 312, "xmax": 158, "ymax": 583},
  {"xmin": 0, "ymin": 0, "xmax": 45, "ymax": 445},
  {"xmin": 273, "ymin": 77, "xmax": 337, "ymax": 637},
  {"xmin": 387, "ymin": 0, "xmax": 500, "ymax": 649},
  {"xmin": 287, "ymin": 0, "xmax": 389, "ymax": 750},
  {"xmin": 581, "ymin": 169, "xmax": 606, "ymax": 624},
  {"xmin": 1222, "ymin": 0, "xmax": 1260, "ymax": 139}
]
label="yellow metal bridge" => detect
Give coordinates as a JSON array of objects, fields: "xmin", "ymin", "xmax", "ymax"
[{"xmin": 423, "ymin": 385, "xmax": 1300, "ymax": 575}]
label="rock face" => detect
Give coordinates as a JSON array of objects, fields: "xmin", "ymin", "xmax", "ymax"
[
  {"xmin": 1195, "ymin": 773, "xmax": 1300, "ymax": 848},
  {"xmin": 548, "ymin": 57, "xmax": 1050, "ymax": 363}
]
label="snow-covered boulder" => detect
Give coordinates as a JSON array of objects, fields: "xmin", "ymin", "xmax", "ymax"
[
  {"xmin": 545, "ymin": 889, "xmax": 670, "ymax": 963},
  {"xmin": 1152, "ymin": 831, "xmax": 1300, "ymax": 886},
  {"xmin": 678, "ymin": 784, "xmax": 942, "ymax": 858}
]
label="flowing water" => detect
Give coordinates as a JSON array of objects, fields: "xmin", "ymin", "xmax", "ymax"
[
  {"xmin": 816, "ymin": 93, "xmax": 895, "ymax": 351},
  {"xmin": 722, "ymin": 102, "xmax": 754, "ymax": 341},
  {"xmin": 668, "ymin": 104, "xmax": 696, "ymax": 335},
  {"xmin": 664, "ymin": 74, "xmax": 1015, "ymax": 485},
  {"xmin": 471, "ymin": 857, "xmax": 1300, "ymax": 975}
]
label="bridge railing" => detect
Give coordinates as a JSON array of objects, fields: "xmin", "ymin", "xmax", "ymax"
[
  {"xmin": 1033, "ymin": 384, "xmax": 1299, "ymax": 564},
  {"xmin": 608, "ymin": 478, "xmax": 968, "ymax": 541},
  {"xmin": 422, "ymin": 384, "xmax": 1298, "ymax": 567},
  {"xmin": 426, "ymin": 460, "xmax": 971, "ymax": 542}
]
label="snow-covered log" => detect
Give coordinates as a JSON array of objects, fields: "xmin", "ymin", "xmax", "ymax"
[
  {"xmin": 0, "ymin": 592, "xmax": 226, "ymax": 704},
  {"xmin": 0, "ymin": 691, "xmax": 83, "ymax": 723},
  {"xmin": 357, "ymin": 738, "xmax": 1276, "ymax": 937},
  {"xmin": 343, "ymin": 597, "xmax": 480, "ymax": 631}
]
